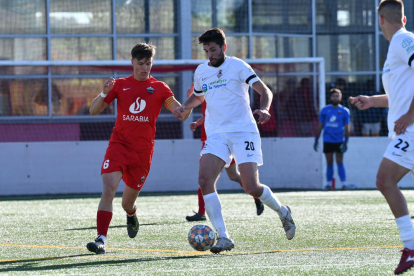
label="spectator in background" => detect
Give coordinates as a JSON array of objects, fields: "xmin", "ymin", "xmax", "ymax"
[
  {"xmin": 276, "ymin": 78, "xmax": 297, "ymax": 137},
  {"xmin": 254, "ymin": 84, "xmax": 278, "ymax": 137},
  {"xmin": 294, "ymin": 78, "xmax": 317, "ymax": 137},
  {"xmin": 356, "ymin": 80, "xmax": 383, "ymax": 136}
]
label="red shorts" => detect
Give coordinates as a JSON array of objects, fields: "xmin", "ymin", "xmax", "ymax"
[
  {"xmin": 101, "ymin": 142, "xmax": 153, "ymax": 191},
  {"xmin": 200, "ymin": 141, "xmax": 235, "ymax": 165}
]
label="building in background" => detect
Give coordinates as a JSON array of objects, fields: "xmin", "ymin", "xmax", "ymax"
[{"xmin": 0, "ymin": 0, "xmax": 407, "ymax": 140}]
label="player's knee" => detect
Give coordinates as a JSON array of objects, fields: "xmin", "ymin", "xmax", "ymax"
[
  {"xmin": 121, "ymin": 200, "xmax": 135, "ymax": 212},
  {"xmin": 102, "ymin": 184, "xmax": 117, "ymax": 198},
  {"xmin": 376, "ymin": 173, "xmax": 390, "ymax": 192},
  {"xmin": 242, "ymin": 183, "xmax": 261, "ymax": 198}
]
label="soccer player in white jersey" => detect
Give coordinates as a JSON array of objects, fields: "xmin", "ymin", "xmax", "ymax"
[
  {"xmin": 173, "ymin": 28, "xmax": 296, "ymax": 254},
  {"xmin": 350, "ymin": 1, "xmax": 414, "ymax": 274}
]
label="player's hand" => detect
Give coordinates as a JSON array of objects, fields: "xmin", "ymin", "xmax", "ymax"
[
  {"xmin": 189, "ymin": 122, "xmax": 197, "ymax": 131},
  {"xmin": 394, "ymin": 112, "xmax": 414, "ymax": 135},
  {"xmin": 253, "ymin": 109, "xmax": 271, "ymax": 124},
  {"xmin": 186, "ymin": 82, "xmax": 194, "ymax": 98},
  {"xmin": 103, "ymin": 77, "xmax": 115, "ymax": 95},
  {"xmin": 349, "ymin": 95, "xmax": 373, "ymax": 110},
  {"xmin": 313, "ymin": 138, "xmax": 318, "ymax": 152},
  {"xmin": 173, "ymin": 105, "xmax": 186, "ymax": 119},
  {"xmin": 340, "ymin": 142, "xmax": 348, "ymax": 153}
]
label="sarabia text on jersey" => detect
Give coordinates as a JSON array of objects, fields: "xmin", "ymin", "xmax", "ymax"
[
  {"xmin": 104, "ymin": 75, "xmax": 175, "ymax": 153},
  {"xmin": 319, "ymin": 104, "xmax": 350, "ymax": 143},
  {"xmin": 382, "ymin": 29, "xmax": 414, "ymax": 138},
  {"xmin": 193, "ymin": 56, "xmax": 260, "ymax": 137}
]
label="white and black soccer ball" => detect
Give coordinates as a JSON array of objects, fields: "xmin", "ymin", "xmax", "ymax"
[{"xmin": 188, "ymin": 224, "xmax": 216, "ymax": 251}]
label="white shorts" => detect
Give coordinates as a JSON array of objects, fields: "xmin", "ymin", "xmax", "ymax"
[
  {"xmin": 383, "ymin": 132, "xmax": 414, "ymax": 171},
  {"xmin": 201, "ymin": 132, "xmax": 263, "ymax": 168},
  {"xmin": 361, "ymin": 122, "xmax": 381, "ymax": 135}
]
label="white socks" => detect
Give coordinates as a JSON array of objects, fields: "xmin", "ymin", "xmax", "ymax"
[
  {"xmin": 396, "ymin": 214, "xmax": 414, "ymax": 249},
  {"xmin": 98, "ymin": 235, "xmax": 106, "ymax": 243},
  {"xmin": 203, "ymin": 192, "xmax": 229, "ymax": 239},
  {"xmin": 259, "ymin": 185, "xmax": 287, "ymax": 218}
]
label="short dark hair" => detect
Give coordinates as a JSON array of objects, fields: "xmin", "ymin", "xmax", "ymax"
[
  {"xmin": 330, "ymin": 88, "xmax": 342, "ymax": 96},
  {"xmin": 198, "ymin": 28, "xmax": 226, "ymax": 47},
  {"xmin": 131, "ymin": 43, "xmax": 156, "ymax": 60},
  {"xmin": 377, "ymin": 0, "xmax": 404, "ymax": 24}
]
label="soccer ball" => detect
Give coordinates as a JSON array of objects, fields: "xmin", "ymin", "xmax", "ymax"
[{"xmin": 188, "ymin": 224, "xmax": 216, "ymax": 251}]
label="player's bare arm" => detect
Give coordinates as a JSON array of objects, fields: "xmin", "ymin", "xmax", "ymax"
[
  {"xmin": 252, "ymin": 80, "xmax": 273, "ymax": 124},
  {"xmin": 190, "ymin": 116, "xmax": 205, "ymax": 131},
  {"xmin": 394, "ymin": 96, "xmax": 414, "ymax": 135},
  {"xmin": 89, "ymin": 77, "xmax": 113, "ymax": 115},
  {"xmin": 349, "ymin": 94, "xmax": 388, "ymax": 110},
  {"xmin": 173, "ymin": 94, "xmax": 204, "ymax": 120}
]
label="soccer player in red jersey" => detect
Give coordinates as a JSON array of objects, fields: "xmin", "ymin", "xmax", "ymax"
[
  {"xmin": 185, "ymin": 100, "xmax": 265, "ymax": 222},
  {"xmin": 86, "ymin": 43, "xmax": 192, "ymax": 254}
]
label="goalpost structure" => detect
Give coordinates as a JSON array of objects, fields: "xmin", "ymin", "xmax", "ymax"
[{"xmin": 0, "ymin": 57, "xmax": 327, "ymax": 194}]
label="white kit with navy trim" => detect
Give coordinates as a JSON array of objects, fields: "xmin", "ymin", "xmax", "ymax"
[
  {"xmin": 382, "ymin": 29, "xmax": 414, "ymax": 138},
  {"xmin": 193, "ymin": 56, "xmax": 260, "ymax": 137}
]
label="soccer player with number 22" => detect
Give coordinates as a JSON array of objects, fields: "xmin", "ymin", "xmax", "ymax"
[
  {"xmin": 86, "ymin": 43, "xmax": 193, "ymax": 254},
  {"xmin": 350, "ymin": 1, "xmax": 414, "ymax": 274}
]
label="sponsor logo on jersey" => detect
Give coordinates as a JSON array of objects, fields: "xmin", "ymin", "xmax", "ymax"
[
  {"xmin": 383, "ymin": 63, "xmax": 390, "ymax": 74},
  {"xmin": 146, "ymin": 86, "xmax": 154, "ymax": 94},
  {"xmin": 129, "ymin": 97, "xmax": 146, "ymax": 114},
  {"xmin": 217, "ymin": 69, "xmax": 222, "ymax": 78},
  {"xmin": 402, "ymin": 38, "xmax": 413, "ymax": 48},
  {"xmin": 123, "ymin": 115, "xmax": 149, "ymax": 122},
  {"xmin": 329, "ymin": 115, "xmax": 337, "ymax": 122},
  {"xmin": 406, "ymin": 45, "xmax": 414, "ymax": 54},
  {"xmin": 202, "ymin": 84, "xmax": 208, "ymax": 92},
  {"xmin": 207, "ymin": 79, "xmax": 227, "ymax": 89}
]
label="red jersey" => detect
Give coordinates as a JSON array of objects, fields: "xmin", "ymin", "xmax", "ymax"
[
  {"xmin": 201, "ymin": 101, "xmax": 207, "ymax": 141},
  {"xmin": 104, "ymin": 75, "xmax": 176, "ymax": 153}
]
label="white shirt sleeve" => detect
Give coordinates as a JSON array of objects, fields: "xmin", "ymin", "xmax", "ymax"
[
  {"xmin": 238, "ymin": 60, "xmax": 259, "ymax": 87},
  {"xmin": 193, "ymin": 70, "xmax": 204, "ymax": 97},
  {"xmin": 394, "ymin": 33, "xmax": 414, "ymax": 69}
]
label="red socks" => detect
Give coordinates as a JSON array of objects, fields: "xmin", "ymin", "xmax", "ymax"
[
  {"xmin": 197, "ymin": 187, "xmax": 206, "ymax": 215},
  {"xmin": 97, "ymin": 210, "xmax": 113, "ymax": 237}
]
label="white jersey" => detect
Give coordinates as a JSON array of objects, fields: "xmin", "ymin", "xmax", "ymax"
[
  {"xmin": 193, "ymin": 56, "xmax": 260, "ymax": 137},
  {"xmin": 382, "ymin": 29, "xmax": 414, "ymax": 138}
]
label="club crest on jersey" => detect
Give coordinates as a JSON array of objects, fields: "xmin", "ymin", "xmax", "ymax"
[
  {"xmin": 141, "ymin": 176, "xmax": 145, "ymax": 183},
  {"xmin": 129, "ymin": 97, "xmax": 146, "ymax": 114},
  {"xmin": 337, "ymin": 110, "xmax": 342, "ymax": 114},
  {"xmin": 146, "ymin": 86, "xmax": 155, "ymax": 94},
  {"xmin": 217, "ymin": 70, "xmax": 222, "ymax": 78}
]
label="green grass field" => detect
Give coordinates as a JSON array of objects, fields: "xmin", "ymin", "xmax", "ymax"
[{"xmin": 0, "ymin": 190, "xmax": 412, "ymax": 275}]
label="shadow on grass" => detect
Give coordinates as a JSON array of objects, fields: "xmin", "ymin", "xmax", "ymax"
[
  {"xmin": 60, "ymin": 222, "xmax": 187, "ymax": 232},
  {"xmin": 0, "ymin": 253, "xmax": 222, "ymax": 272}
]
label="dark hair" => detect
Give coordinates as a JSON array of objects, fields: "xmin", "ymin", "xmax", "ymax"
[
  {"xmin": 377, "ymin": 0, "xmax": 404, "ymax": 24},
  {"xmin": 198, "ymin": 28, "xmax": 226, "ymax": 47},
  {"xmin": 330, "ymin": 88, "xmax": 342, "ymax": 96},
  {"xmin": 131, "ymin": 43, "xmax": 156, "ymax": 60}
]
